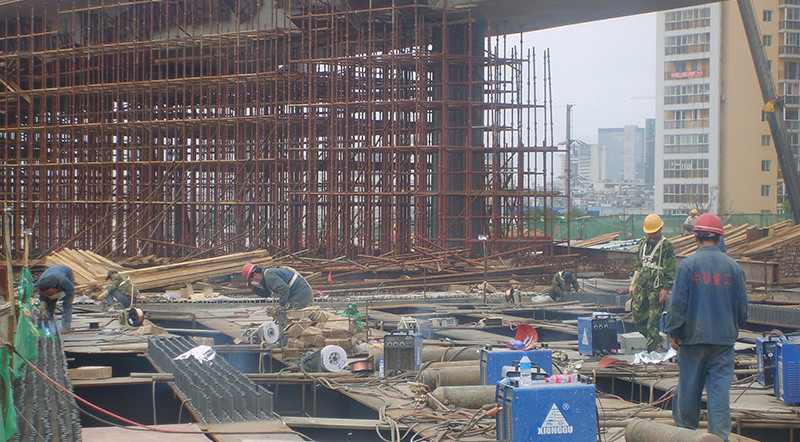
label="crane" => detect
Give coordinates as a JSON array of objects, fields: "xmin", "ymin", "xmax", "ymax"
[{"xmin": 738, "ymin": 0, "xmax": 800, "ymax": 223}]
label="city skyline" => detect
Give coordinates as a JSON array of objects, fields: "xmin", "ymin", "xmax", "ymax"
[{"xmin": 526, "ymin": 13, "xmax": 658, "ymax": 145}]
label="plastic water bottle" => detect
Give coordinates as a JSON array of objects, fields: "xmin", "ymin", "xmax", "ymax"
[
  {"xmin": 546, "ymin": 374, "xmax": 574, "ymax": 383},
  {"xmin": 379, "ymin": 357, "xmax": 385, "ymax": 378},
  {"xmin": 519, "ymin": 352, "xmax": 532, "ymax": 386}
]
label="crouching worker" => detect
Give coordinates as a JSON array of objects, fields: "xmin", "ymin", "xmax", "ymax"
[
  {"xmin": 549, "ymin": 270, "xmax": 581, "ymax": 301},
  {"xmin": 242, "ymin": 264, "xmax": 313, "ymax": 310},
  {"xmin": 36, "ymin": 264, "xmax": 76, "ymax": 333},
  {"xmin": 98, "ymin": 269, "xmax": 138, "ymax": 312}
]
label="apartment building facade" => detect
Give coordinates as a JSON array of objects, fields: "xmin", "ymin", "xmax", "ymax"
[{"xmin": 656, "ymin": 1, "xmax": 788, "ymax": 215}]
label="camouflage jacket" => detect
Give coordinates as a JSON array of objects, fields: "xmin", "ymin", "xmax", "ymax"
[
  {"xmin": 105, "ymin": 273, "xmax": 138, "ymax": 298},
  {"xmin": 634, "ymin": 235, "xmax": 676, "ymax": 294}
]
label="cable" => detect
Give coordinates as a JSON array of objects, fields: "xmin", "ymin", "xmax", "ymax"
[{"xmin": 13, "ymin": 403, "xmax": 47, "ymax": 442}]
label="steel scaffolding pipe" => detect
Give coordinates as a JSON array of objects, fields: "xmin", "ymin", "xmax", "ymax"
[{"xmin": 0, "ymin": 0, "xmax": 565, "ymax": 261}]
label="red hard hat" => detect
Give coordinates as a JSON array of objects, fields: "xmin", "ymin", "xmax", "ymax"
[
  {"xmin": 693, "ymin": 213, "xmax": 724, "ymax": 236},
  {"xmin": 242, "ymin": 263, "xmax": 258, "ymax": 281}
]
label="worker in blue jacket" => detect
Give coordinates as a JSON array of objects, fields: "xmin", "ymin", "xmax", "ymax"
[
  {"xmin": 664, "ymin": 213, "xmax": 748, "ymax": 440},
  {"xmin": 35, "ymin": 265, "xmax": 76, "ymax": 333},
  {"xmin": 242, "ymin": 264, "xmax": 313, "ymax": 310}
]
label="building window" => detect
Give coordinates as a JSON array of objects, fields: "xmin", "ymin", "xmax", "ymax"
[
  {"xmin": 665, "ymin": 33, "xmax": 711, "ymax": 55},
  {"xmin": 762, "ymin": 134, "xmax": 772, "ymax": 146},
  {"xmin": 762, "ymin": 160, "xmax": 771, "ymax": 171},
  {"xmin": 664, "ymin": 83, "xmax": 710, "ymax": 104},
  {"xmin": 664, "ymin": 133, "xmax": 710, "ymax": 154},
  {"xmin": 764, "ymin": 35, "xmax": 773, "ymax": 47},
  {"xmin": 665, "ymin": 8, "xmax": 711, "ymax": 31},
  {"xmin": 762, "ymin": 185, "xmax": 771, "ymax": 196},
  {"xmin": 787, "ymin": 62, "xmax": 800, "ymax": 80},
  {"xmin": 663, "ymin": 158, "xmax": 710, "ymax": 178},
  {"xmin": 764, "ymin": 10, "xmax": 773, "ymax": 22}
]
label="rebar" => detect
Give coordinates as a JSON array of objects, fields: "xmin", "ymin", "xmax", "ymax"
[{"xmin": 0, "ymin": 0, "xmax": 565, "ymax": 261}]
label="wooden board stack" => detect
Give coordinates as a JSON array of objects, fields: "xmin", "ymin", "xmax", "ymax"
[
  {"xmin": 44, "ymin": 249, "xmax": 275, "ymax": 294},
  {"xmin": 280, "ymin": 306, "xmax": 366, "ymax": 358}
]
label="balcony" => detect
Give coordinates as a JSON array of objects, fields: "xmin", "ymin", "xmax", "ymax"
[
  {"xmin": 665, "ymin": 19, "xmax": 711, "ymax": 31},
  {"xmin": 781, "ymin": 19, "xmax": 800, "ymax": 30},
  {"xmin": 785, "ymin": 120, "xmax": 800, "ymax": 130},
  {"xmin": 780, "ymin": 44, "xmax": 800, "ymax": 56},
  {"xmin": 665, "ymin": 44, "xmax": 711, "ymax": 56},
  {"xmin": 664, "ymin": 95, "xmax": 710, "ymax": 105},
  {"xmin": 664, "ymin": 119, "xmax": 709, "ymax": 130}
]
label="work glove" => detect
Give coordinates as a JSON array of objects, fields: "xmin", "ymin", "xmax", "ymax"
[
  {"xmin": 97, "ymin": 290, "xmax": 109, "ymax": 301},
  {"xmin": 40, "ymin": 303, "xmax": 51, "ymax": 319}
]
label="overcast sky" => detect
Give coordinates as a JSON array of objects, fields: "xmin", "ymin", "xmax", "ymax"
[{"xmin": 525, "ymin": 13, "xmax": 658, "ymax": 145}]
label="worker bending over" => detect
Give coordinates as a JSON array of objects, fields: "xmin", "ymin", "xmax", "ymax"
[
  {"xmin": 242, "ymin": 264, "xmax": 313, "ymax": 310},
  {"xmin": 36, "ymin": 264, "xmax": 76, "ymax": 333}
]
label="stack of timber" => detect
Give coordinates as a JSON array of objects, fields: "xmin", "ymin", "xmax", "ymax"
[
  {"xmin": 60, "ymin": 250, "xmax": 275, "ymax": 293},
  {"xmin": 117, "ymin": 254, "xmax": 171, "ymax": 268},
  {"xmin": 742, "ymin": 223, "xmax": 800, "ymax": 259},
  {"xmin": 573, "ymin": 233, "xmax": 620, "ymax": 248},
  {"xmin": 280, "ymin": 307, "xmax": 367, "ymax": 358},
  {"xmin": 44, "ymin": 248, "xmax": 129, "ymax": 285},
  {"xmin": 670, "ymin": 219, "xmax": 800, "ymax": 259},
  {"xmin": 670, "ymin": 224, "xmax": 741, "ymax": 255}
]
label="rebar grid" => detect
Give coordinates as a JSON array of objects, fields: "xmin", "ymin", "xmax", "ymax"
[{"xmin": 0, "ymin": 0, "xmax": 565, "ymax": 260}]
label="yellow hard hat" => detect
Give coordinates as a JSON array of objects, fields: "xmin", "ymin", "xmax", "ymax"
[
  {"xmin": 690, "ymin": 209, "xmax": 698, "ymax": 215},
  {"xmin": 643, "ymin": 214, "xmax": 664, "ymax": 234}
]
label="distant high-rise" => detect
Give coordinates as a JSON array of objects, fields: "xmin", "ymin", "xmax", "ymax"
[
  {"xmin": 598, "ymin": 126, "xmax": 646, "ymax": 183},
  {"xmin": 656, "ymin": 2, "xmax": 788, "ymax": 215},
  {"xmin": 645, "ymin": 118, "xmax": 656, "ymax": 187}
]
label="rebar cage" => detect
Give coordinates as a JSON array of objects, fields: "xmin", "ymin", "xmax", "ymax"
[{"xmin": 0, "ymin": 0, "xmax": 566, "ymax": 260}]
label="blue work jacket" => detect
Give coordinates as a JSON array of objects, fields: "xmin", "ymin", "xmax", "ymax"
[{"xmin": 664, "ymin": 245, "xmax": 748, "ymax": 346}]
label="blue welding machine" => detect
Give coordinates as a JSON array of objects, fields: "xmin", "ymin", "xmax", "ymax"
[
  {"xmin": 577, "ymin": 314, "xmax": 619, "ymax": 356},
  {"xmin": 480, "ymin": 347, "xmax": 552, "ymax": 385},
  {"xmin": 756, "ymin": 335, "xmax": 777, "ymax": 386},
  {"xmin": 775, "ymin": 340, "xmax": 800, "ymax": 403},
  {"xmin": 496, "ymin": 382, "xmax": 597, "ymax": 441}
]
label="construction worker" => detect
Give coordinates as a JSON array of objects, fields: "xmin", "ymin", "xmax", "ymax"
[
  {"xmin": 242, "ymin": 264, "xmax": 313, "ymax": 310},
  {"xmin": 98, "ymin": 269, "xmax": 138, "ymax": 311},
  {"xmin": 682, "ymin": 209, "xmax": 699, "ymax": 235},
  {"xmin": 665, "ymin": 213, "xmax": 747, "ymax": 440},
  {"xmin": 549, "ymin": 270, "xmax": 580, "ymax": 301},
  {"xmin": 631, "ymin": 214, "xmax": 676, "ymax": 352},
  {"xmin": 505, "ymin": 280, "xmax": 523, "ymax": 304},
  {"xmin": 35, "ymin": 264, "xmax": 75, "ymax": 333}
]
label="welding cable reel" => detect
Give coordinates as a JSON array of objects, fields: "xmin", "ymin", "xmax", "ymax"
[
  {"xmin": 261, "ymin": 321, "xmax": 281, "ymax": 344},
  {"xmin": 120, "ymin": 307, "xmax": 145, "ymax": 327}
]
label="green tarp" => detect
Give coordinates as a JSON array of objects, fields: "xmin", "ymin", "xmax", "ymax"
[{"xmin": 551, "ymin": 213, "xmax": 793, "ymax": 241}]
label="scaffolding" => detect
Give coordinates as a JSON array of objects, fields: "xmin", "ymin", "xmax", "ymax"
[{"xmin": 0, "ymin": 0, "xmax": 565, "ymax": 260}]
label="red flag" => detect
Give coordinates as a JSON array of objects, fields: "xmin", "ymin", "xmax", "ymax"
[{"xmin": 327, "ymin": 272, "xmax": 333, "ymax": 284}]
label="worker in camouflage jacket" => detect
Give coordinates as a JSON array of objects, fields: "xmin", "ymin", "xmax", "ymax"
[
  {"xmin": 631, "ymin": 214, "xmax": 676, "ymax": 351},
  {"xmin": 549, "ymin": 270, "xmax": 581, "ymax": 301},
  {"xmin": 98, "ymin": 269, "xmax": 138, "ymax": 311}
]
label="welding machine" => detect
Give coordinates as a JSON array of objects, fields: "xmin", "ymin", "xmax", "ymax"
[
  {"xmin": 577, "ymin": 313, "xmax": 619, "ymax": 356},
  {"xmin": 384, "ymin": 331, "xmax": 422, "ymax": 375},
  {"xmin": 756, "ymin": 335, "xmax": 777, "ymax": 386},
  {"xmin": 496, "ymin": 381, "xmax": 597, "ymax": 441},
  {"xmin": 775, "ymin": 339, "xmax": 800, "ymax": 403},
  {"xmin": 480, "ymin": 347, "xmax": 553, "ymax": 385}
]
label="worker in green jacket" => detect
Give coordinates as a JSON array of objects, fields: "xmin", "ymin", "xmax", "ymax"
[
  {"xmin": 631, "ymin": 214, "xmax": 676, "ymax": 351},
  {"xmin": 549, "ymin": 270, "xmax": 581, "ymax": 301},
  {"xmin": 98, "ymin": 269, "xmax": 138, "ymax": 311}
]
